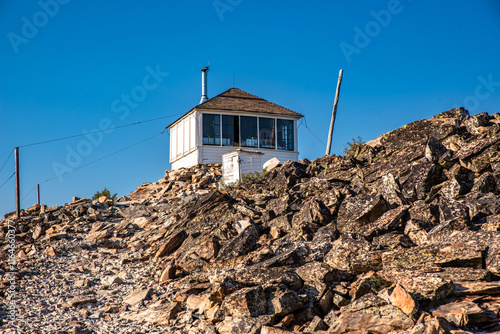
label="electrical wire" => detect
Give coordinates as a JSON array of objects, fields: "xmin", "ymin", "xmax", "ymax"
[
  {"xmin": 21, "ymin": 185, "xmax": 37, "ymax": 203},
  {"xmin": 0, "ymin": 149, "xmax": 14, "ymax": 174},
  {"xmin": 38, "ymin": 129, "xmax": 167, "ymax": 185},
  {"xmin": 303, "ymin": 117, "xmax": 327, "ymax": 147},
  {"xmin": 0, "ymin": 172, "xmax": 15, "ymax": 190},
  {"xmin": 19, "ymin": 113, "xmax": 184, "ymax": 148}
]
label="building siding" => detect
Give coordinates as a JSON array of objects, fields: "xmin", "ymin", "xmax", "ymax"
[
  {"xmin": 171, "ymin": 149, "xmax": 199, "ymax": 170},
  {"xmin": 169, "ymin": 107, "xmax": 301, "ymax": 170},
  {"xmin": 200, "ymin": 146, "xmax": 298, "ymax": 167}
]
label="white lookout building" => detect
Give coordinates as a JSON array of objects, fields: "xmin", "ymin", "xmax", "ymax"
[{"xmin": 167, "ymin": 68, "xmax": 303, "ymax": 175}]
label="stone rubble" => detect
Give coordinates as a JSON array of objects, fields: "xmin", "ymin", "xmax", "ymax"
[{"xmin": 1, "ymin": 107, "xmax": 500, "ymax": 333}]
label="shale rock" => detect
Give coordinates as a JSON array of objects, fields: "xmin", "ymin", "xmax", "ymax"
[{"xmin": 3, "ymin": 109, "xmax": 500, "ymax": 333}]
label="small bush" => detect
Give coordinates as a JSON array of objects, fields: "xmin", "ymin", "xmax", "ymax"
[
  {"xmin": 92, "ymin": 187, "xmax": 117, "ymax": 201},
  {"xmin": 219, "ymin": 171, "xmax": 265, "ymax": 191},
  {"xmin": 343, "ymin": 136, "xmax": 365, "ymax": 155},
  {"xmin": 241, "ymin": 171, "xmax": 264, "ymax": 183}
]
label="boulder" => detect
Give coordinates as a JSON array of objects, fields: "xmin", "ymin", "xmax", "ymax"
[
  {"xmin": 216, "ymin": 225, "xmax": 259, "ymax": 262},
  {"xmin": 400, "ymin": 160, "xmax": 442, "ymax": 201},
  {"xmin": 263, "ymin": 157, "xmax": 280, "ymax": 173},
  {"xmin": 432, "ymin": 300, "xmax": 489, "ymax": 327},
  {"xmin": 324, "ymin": 233, "xmax": 371, "ymax": 273},
  {"xmin": 295, "ymin": 261, "xmax": 339, "ymax": 285},
  {"xmin": 336, "ymin": 193, "xmax": 388, "ymax": 233},
  {"xmin": 266, "ymin": 285, "xmax": 304, "ymax": 316},
  {"xmin": 379, "ymin": 268, "xmax": 454, "ymax": 301},
  {"xmin": 291, "ymin": 198, "xmax": 332, "ymax": 234},
  {"xmin": 123, "ymin": 288, "xmax": 152, "ymax": 306},
  {"xmin": 425, "ymin": 136, "xmax": 448, "ymax": 163},
  {"xmin": 330, "ymin": 302, "xmax": 414, "ymax": 333},
  {"xmin": 222, "ymin": 286, "xmax": 267, "ymax": 317},
  {"xmin": 216, "ymin": 316, "xmax": 272, "ymax": 334}
]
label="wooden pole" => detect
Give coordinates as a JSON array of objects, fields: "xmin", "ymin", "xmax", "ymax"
[
  {"xmin": 325, "ymin": 69, "xmax": 343, "ymax": 155},
  {"xmin": 15, "ymin": 147, "xmax": 20, "ymax": 218},
  {"xmin": 37, "ymin": 184, "xmax": 40, "ymax": 206}
]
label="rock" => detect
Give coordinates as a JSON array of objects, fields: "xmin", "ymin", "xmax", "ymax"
[
  {"xmin": 349, "ymin": 271, "xmax": 392, "ymax": 300},
  {"xmin": 400, "ymin": 160, "xmax": 443, "ymax": 201},
  {"xmin": 471, "ymin": 172, "xmax": 498, "ymax": 193},
  {"xmin": 291, "ymin": 198, "xmax": 332, "ymax": 235},
  {"xmin": 155, "ymin": 230, "xmax": 187, "ymax": 258},
  {"xmin": 480, "ymin": 213, "xmax": 500, "ymax": 231},
  {"xmin": 263, "ymin": 157, "xmax": 280, "ymax": 172},
  {"xmin": 440, "ymin": 177, "xmax": 470, "ymax": 199},
  {"xmin": 5, "ymin": 107, "xmax": 500, "ymax": 333},
  {"xmin": 438, "ymin": 197, "xmax": 470, "ymax": 225},
  {"xmin": 380, "ymin": 173, "xmax": 407, "ymax": 208},
  {"xmin": 411, "ymin": 313, "xmax": 456, "ymax": 334},
  {"xmin": 235, "ymin": 267, "xmax": 303, "ymax": 291},
  {"xmin": 295, "ymin": 261, "xmax": 339, "ymax": 284},
  {"xmin": 43, "ymin": 246, "xmax": 56, "ymax": 257},
  {"xmin": 159, "ymin": 262, "xmax": 176, "ymax": 284},
  {"xmin": 329, "ymin": 302, "xmax": 414, "ymax": 333},
  {"xmin": 194, "ymin": 235, "xmax": 220, "ymax": 261},
  {"xmin": 318, "ymin": 287, "xmax": 334, "ymax": 314},
  {"xmin": 216, "ymin": 224, "xmax": 259, "ymax": 261},
  {"xmin": 235, "ymin": 217, "xmax": 252, "ymax": 234},
  {"xmin": 425, "ymin": 137, "xmax": 448, "ymax": 163},
  {"xmin": 205, "ymin": 304, "xmax": 224, "ymax": 323},
  {"xmin": 186, "ymin": 293, "xmax": 212, "ymax": 313},
  {"xmin": 265, "ymin": 195, "xmax": 294, "ymax": 220},
  {"xmin": 123, "ymin": 288, "xmax": 152, "ymax": 306},
  {"xmin": 379, "ymin": 268, "xmax": 454, "ymax": 301},
  {"xmin": 486, "ymin": 235, "xmax": 500, "ymax": 274},
  {"xmin": 336, "ymin": 193, "xmax": 388, "ymax": 233},
  {"xmin": 433, "ymin": 107, "xmax": 469, "ymax": 121},
  {"xmin": 358, "ymin": 205, "xmax": 409, "ymax": 239},
  {"xmin": 267, "ymin": 285, "xmax": 304, "ymax": 316},
  {"xmin": 453, "ymin": 281, "xmax": 500, "ymax": 296},
  {"xmin": 216, "ymin": 315, "xmax": 272, "ymax": 334},
  {"xmin": 464, "ymin": 112, "xmax": 489, "ymax": 134},
  {"xmin": 65, "ymin": 295, "xmax": 97, "ymax": 307},
  {"xmin": 261, "ymin": 326, "xmax": 293, "ymax": 334},
  {"xmin": 222, "ymin": 286, "xmax": 267, "ymax": 317},
  {"xmin": 305, "ymin": 315, "xmax": 329, "ymax": 331},
  {"xmin": 122, "ymin": 302, "xmax": 182, "ymax": 325},
  {"xmin": 324, "ymin": 233, "xmax": 370, "ymax": 273},
  {"xmin": 381, "ymin": 242, "xmax": 484, "ymax": 270},
  {"xmin": 464, "ymin": 192, "xmax": 500, "ymax": 221},
  {"xmin": 388, "ymin": 284, "xmax": 417, "ymax": 317},
  {"xmin": 432, "ymin": 300, "xmax": 489, "ymax": 327}
]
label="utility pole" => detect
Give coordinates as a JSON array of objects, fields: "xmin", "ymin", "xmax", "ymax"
[
  {"xmin": 14, "ymin": 147, "xmax": 20, "ymax": 218},
  {"xmin": 37, "ymin": 184, "xmax": 40, "ymax": 206},
  {"xmin": 326, "ymin": 69, "xmax": 343, "ymax": 155}
]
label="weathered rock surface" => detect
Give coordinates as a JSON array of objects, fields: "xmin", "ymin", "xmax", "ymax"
[{"xmin": 2, "ymin": 109, "xmax": 500, "ymax": 333}]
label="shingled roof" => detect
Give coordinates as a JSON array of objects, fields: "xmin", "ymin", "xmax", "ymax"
[{"xmin": 168, "ymin": 88, "xmax": 303, "ymax": 128}]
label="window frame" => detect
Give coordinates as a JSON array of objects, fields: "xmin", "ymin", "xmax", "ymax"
[
  {"xmin": 200, "ymin": 112, "xmax": 296, "ymax": 152},
  {"xmin": 202, "ymin": 113, "xmax": 221, "ymax": 146}
]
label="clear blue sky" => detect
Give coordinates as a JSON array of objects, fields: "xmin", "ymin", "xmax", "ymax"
[{"xmin": 1, "ymin": 0, "xmax": 499, "ymax": 216}]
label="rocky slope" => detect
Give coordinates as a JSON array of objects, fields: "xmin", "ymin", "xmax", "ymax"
[{"xmin": 1, "ymin": 107, "xmax": 500, "ymax": 334}]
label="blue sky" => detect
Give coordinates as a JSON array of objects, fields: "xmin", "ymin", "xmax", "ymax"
[{"xmin": 1, "ymin": 0, "xmax": 499, "ymax": 216}]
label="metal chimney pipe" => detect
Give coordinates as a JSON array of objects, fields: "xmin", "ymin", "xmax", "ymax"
[{"xmin": 200, "ymin": 66, "xmax": 209, "ymax": 104}]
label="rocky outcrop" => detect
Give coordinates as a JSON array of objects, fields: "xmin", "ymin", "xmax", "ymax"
[{"xmin": 2, "ymin": 108, "xmax": 500, "ymax": 333}]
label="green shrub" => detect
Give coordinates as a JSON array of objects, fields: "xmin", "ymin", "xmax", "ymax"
[
  {"xmin": 343, "ymin": 136, "xmax": 365, "ymax": 155},
  {"xmin": 92, "ymin": 187, "xmax": 117, "ymax": 201},
  {"xmin": 219, "ymin": 171, "xmax": 265, "ymax": 191}
]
